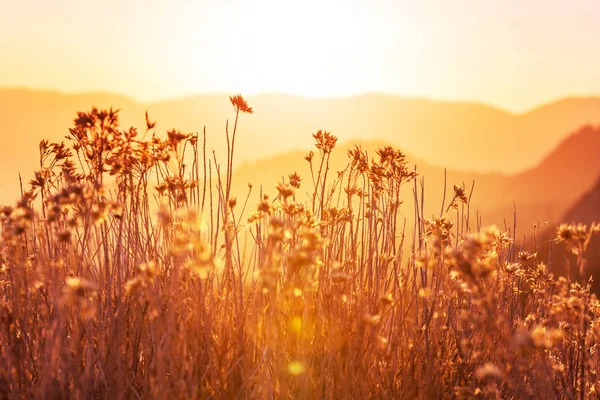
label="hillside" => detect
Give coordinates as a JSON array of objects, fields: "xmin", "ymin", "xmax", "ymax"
[
  {"xmin": 233, "ymin": 124, "xmax": 600, "ymax": 229},
  {"xmin": 532, "ymin": 176, "xmax": 600, "ymax": 293},
  {"xmin": 2, "ymin": 89, "xmax": 600, "ymax": 182},
  {"xmin": 2, "ymin": 89, "xmax": 600, "ymax": 217}
]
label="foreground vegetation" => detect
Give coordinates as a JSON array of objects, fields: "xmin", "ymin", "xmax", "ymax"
[{"xmin": 1, "ymin": 95, "xmax": 600, "ymax": 399}]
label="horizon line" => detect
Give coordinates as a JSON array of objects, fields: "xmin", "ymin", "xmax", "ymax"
[{"xmin": 2, "ymin": 85, "xmax": 600, "ymax": 116}]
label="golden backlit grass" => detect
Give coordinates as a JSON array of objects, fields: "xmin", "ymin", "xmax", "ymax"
[{"xmin": 1, "ymin": 95, "xmax": 600, "ymax": 399}]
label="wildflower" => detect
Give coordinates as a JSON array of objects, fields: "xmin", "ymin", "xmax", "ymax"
[
  {"xmin": 472, "ymin": 258, "xmax": 496, "ymax": 278},
  {"xmin": 312, "ymin": 130, "xmax": 337, "ymax": 154},
  {"xmin": 276, "ymin": 183, "xmax": 295, "ymax": 201},
  {"xmin": 229, "ymin": 94, "xmax": 253, "ymax": 114},
  {"xmin": 228, "ymin": 197, "xmax": 237, "ymax": 209},
  {"xmin": 157, "ymin": 207, "xmax": 173, "ymax": 226},
  {"xmin": 124, "ymin": 277, "xmax": 142, "ymax": 296},
  {"xmin": 375, "ymin": 335, "xmax": 389, "ymax": 351},
  {"xmin": 145, "ymin": 110, "xmax": 156, "ymax": 131},
  {"xmin": 139, "ymin": 261, "xmax": 158, "ymax": 280},
  {"xmin": 304, "ymin": 151, "xmax": 314, "ymax": 163},
  {"xmin": 556, "ymin": 223, "xmax": 575, "ymax": 244},
  {"xmin": 348, "ymin": 145, "xmax": 369, "ymax": 172},
  {"xmin": 110, "ymin": 203, "xmax": 123, "ymax": 219},
  {"xmin": 64, "ymin": 277, "xmax": 97, "ymax": 296},
  {"xmin": 257, "ymin": 197, "xmax": 273, "ymax": 215},
  {"xmin": 39, "ymin": 139, "xmax": 49, "ymax": 153},
  {"xmin": 62, "ymin": 276, "xmax": 98, "ymax": 319},
  {"xmin": 29, "ymin": 169, "xmax": 49, "ymax": 188},
  {"xmin": 555, "ymin": 222, "xmax": 600, "ymax": 257},
  {"xmin": 269, "ymin": 217, "xmax": 285, "ymax": 229},
  {"xmin": 518, "ymin": 251, "xmax": 536, "ymax": 263},
  {"xmin": 531, "ymin": 326, "xmax": 563, "ymax": 349},
  {"xmin": 474, "ymin": 363, "xmax": 503, "ymax": 381},
  {"xmin": 56, "ymin": 229, "xmax": 71, "ymax": 242},
  {"xmin": 288, "ymin": 172, "xmax": 301, "ymax": 188},
  {"xmin": 167, "ymin": 129, "xmax": 190, "ymax": 148},
  {"xmin": 453, "ymin": 185, "xmax": 469, "ymax": 204},
  {"xmin": 424, "ymin": 216, "xmax": 454, "ymax": 247}
]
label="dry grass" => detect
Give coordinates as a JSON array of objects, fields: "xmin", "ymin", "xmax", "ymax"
[{"xmin": 1, "ymin": 95, "xmax": 600, "ymax": 399}]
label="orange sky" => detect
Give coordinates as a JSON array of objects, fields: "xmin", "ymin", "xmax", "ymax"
[{"xmin": 1, "ymin": 0, "xmax": 600, "ymax": 112}]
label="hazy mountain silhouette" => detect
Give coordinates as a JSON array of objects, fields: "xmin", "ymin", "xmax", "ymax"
[
  {"xmin": 149, "ymin": 93, "xmax": 600, "ymax": 175},
  {"xmin": 229, "ymin": 124, "xmax": 600, "ymax": 241},
  {"xmin": 531, "ymin": 175, "xmax": 600, "ymax": 293},
  {"xmin": 473, "ymin": 124, "xmax": 600, "ymax": 235},
  {"xmin": 2, "ymin": 88, "xmax": 600, "ymax": 210},
  {"xmin": 0, "ymin": 89, "xmax": 146, "ymax": 204}
]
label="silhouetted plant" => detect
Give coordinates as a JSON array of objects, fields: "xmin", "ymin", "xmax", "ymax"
[{"xmin": 1, "ymin": 96, "xmax": 599, "ymax": 399}]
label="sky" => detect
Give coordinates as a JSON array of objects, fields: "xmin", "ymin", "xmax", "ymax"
[{"xmin": 1, "ymin": 0, "xmax": 600, "ymax": 112}]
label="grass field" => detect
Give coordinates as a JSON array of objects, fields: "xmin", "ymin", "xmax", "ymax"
[{"xmin": 1, "ymin": 95, "xmax": 599, "ymax": 399}]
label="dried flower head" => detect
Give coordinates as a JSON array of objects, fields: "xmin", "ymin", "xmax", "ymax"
[
  {"xmin": 288, "ymin": 172, "xmax": 301, "ymax": 189},
  {"xmin": 453, "ymin": 185, "xmax": 469, "ymax": 204},
  {"xmin": 312, "ymin": 130, "xmax": 337, "ymax": 154},
  {"xmin": 474, "ymin": 363, "xmax": 504, "ymax": 381},
  {"xmin": 229, "ymin": 94, "xmax": 253, "ymax": 114},
  {"xmin": 304, "ymin": 151, "xmax": 314, "ymax": 163}
]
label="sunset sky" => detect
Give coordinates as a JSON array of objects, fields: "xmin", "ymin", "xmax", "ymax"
[{"xmin": 1, "ymin": 0, "xmax": 600, "ymax": 112}]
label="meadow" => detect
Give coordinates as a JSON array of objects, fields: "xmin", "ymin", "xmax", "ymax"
[{"xmin": 1, "ymin": 94, "xmax": 600, "ymax": 399}]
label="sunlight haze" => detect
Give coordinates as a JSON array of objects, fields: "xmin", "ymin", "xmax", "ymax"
[
  {"xmin": 2, "ymin": 0, "xmax": 600, "ymax": 111},
  {"xmin": 4, "ymin": 2, "xmax": 600, "ymax": 397}
]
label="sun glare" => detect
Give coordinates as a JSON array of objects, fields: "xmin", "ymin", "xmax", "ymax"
[
  {"xmin": 4, "ymin": 0, "xmax": 600, "ymax": 398},
  {"xmin": 235, "ymin": 0, "xmax": 362, "ymax": 97},
  {"xmin": 204, "ymin": 0, "xmax": 385, "ymax": 98}
]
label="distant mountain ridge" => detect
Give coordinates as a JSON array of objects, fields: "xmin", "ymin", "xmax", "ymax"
[
  {"xmin": 229, "ymin": 124, "xmax": 600, "ymax": 239},
  {"xmin": 4, "ymin": 87, "xmax": 600, "ymax": 292},
  {"xmin": 2, "ymin": 88, "xmax": 600, "ymax": 164},
  {"xmin": 1, "ymin": 88, "xmax": 600, "ymax": 207},
  {"xmin": 532, "ymin": 175, "xmax": 600, "ymax": 293}
]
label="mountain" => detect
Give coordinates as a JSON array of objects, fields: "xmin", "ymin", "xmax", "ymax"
[
  {"xmin": 472, "ymin": 124, "xmax": 600, "ymax": 235},
  {"xmin": 0, "ymin": 89, "xmax": 147, "ymax": 204},
  {"xmin": 532, "ymin": 176, "xmax": 600, "ymax": 293},
  {"xmin": 2, "ymin": 88, "xmax": 600, "ymax": 284},
  {"xmin": 2, "ymin": 88, "xmax": 600, "ymax": 207},
  {"xmin": 230, "ymin": 124, "xmax": 600, "ymax": 241},
  {"xmin": 146, "ymin": 93, "xmax": 600, "ymax": 175}
]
